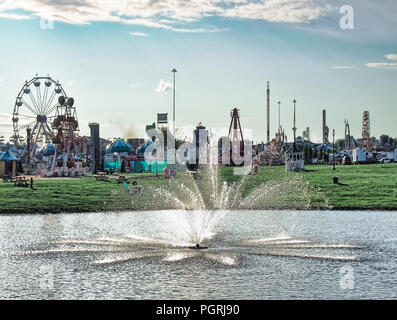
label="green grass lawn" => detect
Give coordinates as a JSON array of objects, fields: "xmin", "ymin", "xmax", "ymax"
[
  {"xmin": 219, "ymin": 163, "xmax": 397, "ymax": 210},
  {"xmin": 1, "ymin": 164, "xmax": 397, "ymax": 213}
]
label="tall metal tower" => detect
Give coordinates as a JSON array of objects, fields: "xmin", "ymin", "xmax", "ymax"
[
  {"xmin": 266, "ymin": 81, "xmax": 270, "ymax": 143},
  {"xmin": 344, "ymin": 119, "xmax": 351, "ymax": 150},
  {"xmin": 228, "ymin": 108, "xmax": 245, "ymax": 166},
  {"xmin": 322, "ymin": 109, "xmax": 329, "ymax": 145},
  {"xmin": 172, "ymin": 68, "xmax": 177, "ymax": 143},
  {"xmin": 292, "ymin": 99, "xmax": 297, "ymax": 144},
  {"xmin": 228, "ymin": 108, "xmax": 244, "ymax": 144},
  {"xmin": 278, "ymin": 101, "xmax": 281, "ymax": 135},
  {"xmin": 89, "ymin": 123, "xmax": 100, "ymax": 174},
  {"xmin": 362, "ymin": 111, "xmax": 371, "ymax": 150},
  {"xmin": 303, "ymin": 127, "xmax": 310, "ymax": 142}
]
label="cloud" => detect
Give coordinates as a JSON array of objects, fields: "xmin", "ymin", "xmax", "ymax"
[
  {"xmin": 155, "ymin": 79, "xmax": 173, "ymax": 93},
  {"xmin": 67, "ymin": 80, "xmax": 75, "ymax": 86},
  {"xmin": 332, "ymin": 66, "xmax": 354, "ymax": 69},
  {"xmin": 365, "ymin": 63, "xmax": 397, "ymax": 70},
  {"xmin": 0, "ymin": 78, "xmax": 5, "ymax": 83},
  {"xmin": 0, "ymin": 12, "xmax": 31, "ymax": 20},
  {"xmin": 130, "ymin": 82, "xmax": 142, "ymax": 89},
  {"xmin": 0, "ymin": 0, "xmax": 334, "ymax": 33},
  {"xmin": 130, "ymin": 32, "xmax": 149, "ymax": 37},
  {"xmin": 365, "ymin": 52, "xmax": 397, "ymax": 70},
  {"xmin": 385, "ymin": 54, "xmax": 397, "ymax": 61},
  {"xmin": 221, "ymin": 0, "xmax": 332, "ymax": 23}
]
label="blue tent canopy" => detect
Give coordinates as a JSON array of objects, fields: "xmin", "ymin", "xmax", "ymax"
[
  {"xmin": 106, "ymin": 140, "xmax": 133, "ymax": 154},
  {"xmin": 316, "ymin": 144, "xmax": 333, "ymax": 151},
  {"xmin": 0, "ymin": 150, "xmax": 19, "ymax": 161},
  {"xmin": 41, "ymin": 144, "xmax": 56, "ymax": 157},
  {"xmin": 137, "ymin": 141, "xmax": 153, "ymax": 156}
]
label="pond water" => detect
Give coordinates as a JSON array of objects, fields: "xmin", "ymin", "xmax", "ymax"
[{"xmin": 0, "ymin": 210, "xmax": 396, "ymax": 299}]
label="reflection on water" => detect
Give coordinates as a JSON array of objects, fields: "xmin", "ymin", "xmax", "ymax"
[
  {"xmin": 0, "ymin": 210, "xmax": 396, "ymax": 299},
  {"xmin": 16, "ymin": 234, "xmax": 362, "ymax": 266}
]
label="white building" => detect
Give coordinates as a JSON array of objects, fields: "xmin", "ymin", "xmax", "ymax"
[
  {"xmin": 285, "ymin": 150, "xmax": 305, "ymax": 172},
  {"xmin": 352, "ymin": 148, "xmax": 366, "ymax": 163}
]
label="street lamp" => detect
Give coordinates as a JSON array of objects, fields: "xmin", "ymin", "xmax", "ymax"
[
  {"xmin": 333, "ymin": 129, "xmax": 336, "ymax": 170},
  {"xmin": 278, "ymin": 101, "xmax": 281, "ymax": 135},
  {"xmin": 172, "ymin": 68, "xmax": 177, "ymax": 166},
  {"xmin": 292, "ymin": 99, "xmax": 297, "ymax": 150},
  {"xmin": 172, "ymin": 68, "xmax": 177, "ymax": 144}
]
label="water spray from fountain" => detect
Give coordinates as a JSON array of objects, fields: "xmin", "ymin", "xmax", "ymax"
[{"xmin": 106, "ymin": 128, "xmax": 328, "ymax": 248}]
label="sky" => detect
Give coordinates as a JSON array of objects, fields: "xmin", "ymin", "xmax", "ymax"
[{"xmin": 0, "ymin": 0, "xmax": 396, "ymax": 144}]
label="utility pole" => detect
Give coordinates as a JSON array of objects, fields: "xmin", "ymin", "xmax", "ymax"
[
  {"xmin": 278, "ymin": 101, "xmax": 281, "ymax": 135},
  {"xmin": 333, "ymin": 129, "xmax": 336, "ymax": 170},
  {"xmin": 292, "ymin": 99, "xmax": 297, "ymax": 146},
  {"xmin": 172, "ymin": 69, "xmax": 177, "ymax": 144},
  {"xmin": 172, "ymin": 68, "xmax": 177, "ymax": 164},
  {"xmin": 266, "ymin": 81, "xmax": 270, "ymax": 143}
]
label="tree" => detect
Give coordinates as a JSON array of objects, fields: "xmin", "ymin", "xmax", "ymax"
[
  {"xmin": 380, "ymin": 135, "xmax": 390, "ymax": 146},
  {"xmin": 254, "ymin": 145, "xmax": 284, "ymax": 166},
  {"xmin": 304, "ymin": 146, "xmax": 310, "ymax": 164},
  {"xmin": 313, "ymin": 148, "xmax": 318, "ymax": 160},
  {"xmin": 324, "ymin": 151, "xmax": 329, "ymax": 163},
  {"xmin": 318, "ymin": 148, "xmax": 323, "ymax": 160},
  {"xmin": 335, "ymin": 139, "xmax": 345, "ymax": 152}
]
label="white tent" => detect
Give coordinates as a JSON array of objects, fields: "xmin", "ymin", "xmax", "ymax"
[{"xmin": 352, "ymin": 148, "xmax": 366, "ymax": 163}]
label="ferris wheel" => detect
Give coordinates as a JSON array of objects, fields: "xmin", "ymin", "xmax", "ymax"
[{"xmin": 12, "ymin": 75, "xmax": 79, "ymax": 158}]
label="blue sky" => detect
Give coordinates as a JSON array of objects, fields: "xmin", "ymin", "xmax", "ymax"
[{"xmin": 0, "ymin": 0, "xmax": 396, "ymax": 143}]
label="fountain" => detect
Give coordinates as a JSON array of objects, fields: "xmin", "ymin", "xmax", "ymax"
[
  {"xmin": 189, "ymin": 244, "xmax": 208, "ymax": 250},
  {"xmin": 104, "ymin": 130, "xmax": 326, "ymax": 249},
  {"xmin": 15, "ymin": 131, "xmax": 360, "ymax": 275}
]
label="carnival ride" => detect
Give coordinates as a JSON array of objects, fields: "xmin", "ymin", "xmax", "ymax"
[{"xmin": 12, "ymin": 75, "xmax": 79, "ymax": 161}]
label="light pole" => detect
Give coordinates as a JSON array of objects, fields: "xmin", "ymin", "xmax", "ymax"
[
  {"xmin": 172, "ymin": 68, "xmax": 177, "ymax": 146},
  {"xmin": 333, "ymin": 129, "xmax": 336, "ymax": 170},
  {"xmin": 171, "ymin": 68, "xmax": 177, "ymax": 166},
  {"xmin": 278, "ymin": 101, "xmax": 281, "ymax": 134},
  {"xmin": 292, "ymin": 99, "xmax": 297, "ymax": 149}
]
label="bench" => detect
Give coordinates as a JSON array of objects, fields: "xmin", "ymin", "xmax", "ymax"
[
  {"xmin": 2, "ymin": 175, "xmax": 14, "ymax": 183},
  {"xmin": 14, "ymin": 176, "xmax": 29, "ymax": 188},
  {"xmin": 95, "ymin": 172, "xmax": 109, "ymax": 182}
]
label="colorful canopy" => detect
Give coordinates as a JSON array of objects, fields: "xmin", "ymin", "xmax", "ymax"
[
  {"xmin": 0, "ymin": 150, "xmax": 19, "ymax": 161},
  {"xmin": 106, "ymin": 140, "xmax": 133, "ymax": 154},
  {"xmin": 136, "ymin": 141, "xmax": 153, "ymax": 156},
  {"xmin": 316, "ymin": 144, "xmax": 333, "ymax": 151},
  {"xmin": 40, "ymin": 144, "xmax": 56, "ymax": 156}
]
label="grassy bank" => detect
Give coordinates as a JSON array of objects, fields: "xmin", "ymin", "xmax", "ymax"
[
  {"xmin": 1, "ymin": 164, "xmax": 397, "ymax": 214},
  {"xmin": 220, "ymin": 163, "xmax": 397, "ymax": 210}
]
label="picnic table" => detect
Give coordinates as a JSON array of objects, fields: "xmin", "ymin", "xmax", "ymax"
[
  {"xmin": 117, "ymin": 175, "xmax": 129, "ymax": 184},
  {"xmin": 14, "ymin": 176, "xmax": 29, "ymax": 188},
  {"xmin": 2, "ymin": 175, "xmax": 14, "ymax": 183},
  {"xmin": 95, "ymin": 172, "xmax": 109, "ymax": 182}
]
